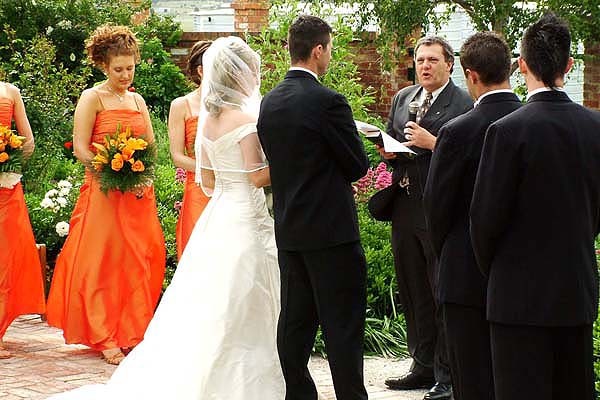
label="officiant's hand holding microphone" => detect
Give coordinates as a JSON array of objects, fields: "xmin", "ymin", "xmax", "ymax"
[{"xmin": 404, "ymin": 101, "xmax": 437, "ymax": 150}]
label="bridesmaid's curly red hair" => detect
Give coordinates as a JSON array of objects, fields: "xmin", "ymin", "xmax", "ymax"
[{"xmin": 86, "ymin": 25, "xmax": 140, "ymax": 68}]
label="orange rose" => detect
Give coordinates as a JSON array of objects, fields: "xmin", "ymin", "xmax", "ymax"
[
  {"xmin": 121, "ymin": 146, "xmax": 135, "ymax": 161},
  {"xmin": 0, "ymin": 143, "xmax": 5, "ymax": 152},
  {"xmin": 131, "ymin": 160, "xmax": 145, "ymax": 172},
  {"xmin": 111, "ymin": 153, "xmax": 124, "ymax": 171},
  {"xmin": 9, "ymin": 134, "xmax": 23, "ymax": 149},
  {"xmin": 0, "ymin": 152, "xmax": 8, "ymax": 163}
]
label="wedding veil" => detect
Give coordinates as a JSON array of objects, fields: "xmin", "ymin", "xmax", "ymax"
[{"xmin": 194, "ymin": 36, "xmax": 265, "ymax": 196}]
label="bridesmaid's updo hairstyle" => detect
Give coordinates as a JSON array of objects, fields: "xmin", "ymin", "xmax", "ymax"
[
  {"xmin": 187, "ymin": 41, "xmax": 212, "ymax": 85},
  {"xmin": 86, "ymin": 25, "xmax": 141, "ymax": 69}
]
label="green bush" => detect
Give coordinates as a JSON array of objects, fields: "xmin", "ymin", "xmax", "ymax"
[
  {"xmin": 248, "ymin": 0, "xmax": 376, "ymax": 121},
  {"xmin": 1, "ymin": 32, "xmax": 90, "ymax": 192},
  {"xmin": 134, "ymin": 38, "xmax": 192, "ymax": 120},
  {"xmin": 150, "ymin": 116, "xmax": 182, "ymax": 281}
]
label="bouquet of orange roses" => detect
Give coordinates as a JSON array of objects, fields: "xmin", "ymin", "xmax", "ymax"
[
  {"xmin": 0, "ymin": 123, "xmax": 26, "ymax": 173},
  {"xmin": 90, "ymin": 124, "xmax": 156, "ymax": 195},
  {"xmin": 0, "ymin": 124, "xmax": 26, "ymax": 189}
]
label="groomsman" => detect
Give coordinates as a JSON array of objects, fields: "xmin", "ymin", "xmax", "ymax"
[
  {"xmin": 423, "ymin": 31, "xmax": 521, "ymax": 400},
  {"xmin": 471, "ymin": 13, "xmax": 600, "ymax": 400}
]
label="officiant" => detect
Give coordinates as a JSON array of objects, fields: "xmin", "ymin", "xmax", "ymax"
[{"xmin": 377, "ymin": 36, "xmax": 471, "ymax": 400}]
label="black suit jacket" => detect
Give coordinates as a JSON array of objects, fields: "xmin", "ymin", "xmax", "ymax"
[
  {"xmin": 471, "ymin": 90, "xmax": 600, "ymax": 326},
  {"xmin": 257, "ymin": 70, "xmax": 368, "ymax": 251},
  {"xmin": 424, "ymin": 92, "xmax": 522, "ymax": 307},
  {"xmin": 386, "ymin": 80, "xmax": 473, "ymax": 194}
]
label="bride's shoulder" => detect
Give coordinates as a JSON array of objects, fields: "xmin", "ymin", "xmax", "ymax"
[{"xmin": 223, "ymin": 109, "xmax": 256, "ymax": 125}]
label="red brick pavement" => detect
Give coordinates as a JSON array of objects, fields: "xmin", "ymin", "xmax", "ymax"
[{"xmin": 0, "ymin": 315, "xmax": 425, "ymax": 400}]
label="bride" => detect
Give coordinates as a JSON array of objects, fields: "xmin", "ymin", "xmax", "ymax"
[{"xmin": 48, "ymin": 36, "xmax": 285, "ymax": 400}]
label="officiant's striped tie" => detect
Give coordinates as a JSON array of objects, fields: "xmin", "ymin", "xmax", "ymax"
[{"xmin": 416, "ymin": 92, "xmax": 432, "ymax": 124}]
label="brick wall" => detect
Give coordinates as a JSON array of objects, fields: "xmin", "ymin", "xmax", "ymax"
[
  {"xmin": 231, "ymin": 0, "xmax": 269, "ymax": 32},
  {"xmin": 350, "ymin": 33, "xmax": 413, "ymax": 118},
  {"xmin": 584, "ymin": 42, "xmax": 600, "ymax": 111}
]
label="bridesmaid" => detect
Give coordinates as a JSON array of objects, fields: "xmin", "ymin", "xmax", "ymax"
[
  {"xmin": 168, "ymin": 40, "xmax": 211, "ymax": 259},
  {"xmin": 0, "ymin": 82, "xmax": 45, "ymax": 359},
  {"xmin": 46, "ymin": 25, "xmax": 166, "ymax": 365}
]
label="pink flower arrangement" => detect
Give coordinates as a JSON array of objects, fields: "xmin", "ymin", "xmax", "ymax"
[
  {"xmin": 353, "ymin": 162, "xmax": 392, "ymax": 203},
  {"xmin": 175, "ymin": 167, "xmax": 187, "ymax": 184}
]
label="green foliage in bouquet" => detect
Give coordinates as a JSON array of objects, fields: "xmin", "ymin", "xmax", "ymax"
[{"xmin": 90, "ymin": 125, "xmax": 157, "ymax": 194}]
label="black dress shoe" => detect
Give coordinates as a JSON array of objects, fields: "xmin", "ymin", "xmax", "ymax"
[
  {"xmin": 385, "ymin": 372, "xmax": 435, "ymax": 390},
  {"xmin": 423, "ymin": 382, "xmax": 452, "ymax": 400}
]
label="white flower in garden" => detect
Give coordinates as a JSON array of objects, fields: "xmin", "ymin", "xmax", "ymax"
[
  {"xmin": 57, "ymin": 180, "xmax": 72, "ymax": 189},
  {"xmin": 46, "ymin": 189, "xmax": 58, "ymax": 198},
  {"xmin": 56, "ymin": 196, "xmax": 68, "ymax": 207},
  {"xmin": 41, "ymin": 197, "xmax": 55, "ymax": 209},
  {"xmin": 59, "ymin": 187, "xmax": 71, "ymax": 196},
  {"xmin": 55, "ymin": 221, "xmax": 70, "ymax": 237}
]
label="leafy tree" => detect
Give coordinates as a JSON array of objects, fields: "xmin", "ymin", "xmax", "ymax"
[
  {"xmin": 347, "ymin": 0, "xmax": 599, "ymax": 56},
  {"xmin": 545, "ymin": 0, "xmax": 600, "ymax": 45}
]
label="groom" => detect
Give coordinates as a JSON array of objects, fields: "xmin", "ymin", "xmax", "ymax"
[{"xmin": 258, "ymin": 15, "xmax": 369, "ymax": 400}]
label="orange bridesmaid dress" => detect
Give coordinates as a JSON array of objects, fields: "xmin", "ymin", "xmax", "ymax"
[
  {"xmin": 47, "ymin": 109, "xmax": 166, "ymax": 351},
  {"xmin": 0, "ymin": 97, "xmax": 46, "ymax": 339},
  {"xmin": 175, "ymin": 101, "xmax": 209, "ymax": 259}
]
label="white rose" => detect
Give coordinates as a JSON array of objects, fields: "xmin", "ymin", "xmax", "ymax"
[
  {"xmin": 55, "ymin": 221, "xmax": 70, "ymax": 237},
  {"xmin": 56, "ymin": 196, "xmax": 68, "ymax": 207},
  {"xmin": 46, "ymin": 189, "xmax": 58, "ymax": 197},
  {"xmin": 59, "ymin": 187, "xmax": 70, "ymax": 196},
  {"xmin": 57, "ymin": 180, "xmax": 72, "ymax": 189},
  {"xmin": 40, "ymin": 197, "xmax": 55, "ymax": 209}
]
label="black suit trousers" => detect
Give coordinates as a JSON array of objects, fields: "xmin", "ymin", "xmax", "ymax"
[
  {"xmin": 490, "ymin": 322, "xmax": 595, "ymax": 400},
  {"xmin": 391, "ymin": 187, "xmax": 450, "ymax": 384},
  {"xmin": 277, "ymin": 241, "xmax": 368, "ymax": 400},
  {"xmin": 442, "ymin": 303, "xmax": 494, "ymax": 400}
]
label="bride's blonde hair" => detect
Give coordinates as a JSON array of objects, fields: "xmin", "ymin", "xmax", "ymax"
[{"xmin": 203, "ymin": 37, "xmax": 260, "ymax": 116}]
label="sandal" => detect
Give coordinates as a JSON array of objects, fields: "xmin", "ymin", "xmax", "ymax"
[
  {"xmin": 121, "ymin": 346, "xmax": 135, "ymax": 355},
  {"xmin": 102, "ymin": 349, "xmax": 125, "ymax": 365}
]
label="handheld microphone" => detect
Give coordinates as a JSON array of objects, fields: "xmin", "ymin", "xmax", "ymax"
[{"xmin": 408, "ymin": 101, "xmax": 420, "ymax": 123}]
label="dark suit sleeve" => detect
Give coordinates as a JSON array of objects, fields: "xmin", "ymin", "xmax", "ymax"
[
  {"xmin": 424, "ymin": 124, "xmax": 466, "ymax": 257},
  {"xmin": 322, "ymin": 93, "xmax": 369, "ymax": 182},
  {"xmin": 470, "ymin": 123, "xmax": 520, "ymax": 275}
]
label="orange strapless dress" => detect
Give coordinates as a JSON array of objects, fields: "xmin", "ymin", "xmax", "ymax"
[
  {"xmin": 175, "ymin": 115, "xmax": 209, "ymax": 259},
  {"xmin": 46, "ymin": 109, "xmax": 166, "ymax": 351},
  {"xmin": 0, "ymin": 97, "xmax": 45, "ymax": 338}
]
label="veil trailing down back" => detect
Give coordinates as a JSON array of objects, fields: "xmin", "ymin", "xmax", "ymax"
[
  {"xmin": 47, "ymin": 36, "xmax": 285, "ymax": 400},
  {"xmin": 195, "ymin": 35, "xmax": 266, "ymax": 196}
]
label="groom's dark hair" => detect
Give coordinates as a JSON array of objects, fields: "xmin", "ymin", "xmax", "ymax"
[{"xmin": 288, "ymin": 15, "xmax": 332, "ymax": 64}]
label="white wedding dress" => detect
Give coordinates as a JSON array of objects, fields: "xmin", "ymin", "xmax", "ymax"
[{"xmin": 48, "ymin": 123, "xmax": 285, "ymax": 399}]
